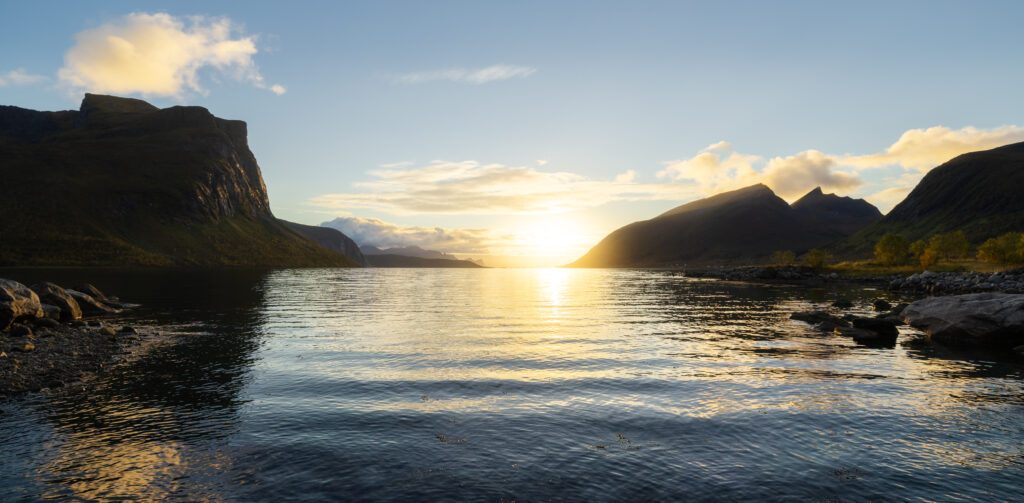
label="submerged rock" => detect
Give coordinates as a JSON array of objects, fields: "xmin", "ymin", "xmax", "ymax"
[
  {"xmin": 872, "ymin": 299, "xmax": 892, "ymax": 311},
  {"xmin": 31, "ymin": 282, "xmax": 83, "ymax": 321},
  {"xmin": 831, "ymin": 299, "xmax": 854, "ymax": 309},
  {"xmin": 902, "ymin": 293, "xmax": 1024, "ymax": 347}
]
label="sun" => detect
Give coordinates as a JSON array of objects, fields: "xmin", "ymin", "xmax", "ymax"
[{"xmin": 513, "ymin": 216, "xmax": 593, "ymax": 265}]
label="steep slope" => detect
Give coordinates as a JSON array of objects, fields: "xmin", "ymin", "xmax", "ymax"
[
  {"xmin": 0, "ymin": 94, "xmax": 355, "ymax": 267},
  {"xmin": 569, "ymin": 184, "xmax": 881, "ymax": 267},
  {"xmin": 281, "ymin": 220, "xmax": 368, "ymax": 266},
  {"xmin": 838, "ymin": 141, "xmax": 1024, "ymax": 254}
]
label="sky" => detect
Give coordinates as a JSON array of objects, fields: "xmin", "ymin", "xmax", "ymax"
[{"xmin": 2, "ymin": 1, "xmax": 1023, "ymax": 266}]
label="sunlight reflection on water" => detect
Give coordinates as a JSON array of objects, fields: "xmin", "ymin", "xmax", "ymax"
[{"xmin": 1, "ymin": 268, "xmax": 1023, "ymax": 501}]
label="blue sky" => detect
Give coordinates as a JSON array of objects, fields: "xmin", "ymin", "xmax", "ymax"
[{"xmin": 2, "ymin": 1, "xmax": 1023, "ymax": 265}]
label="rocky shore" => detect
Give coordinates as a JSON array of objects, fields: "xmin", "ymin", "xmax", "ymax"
[
  {"xmin": 888, "ymin": 270, "xmax": 1024, "ymax": 295},
  {"xmin": 1, "ymin": 278, "xmax": 152, "ymax": 396}
]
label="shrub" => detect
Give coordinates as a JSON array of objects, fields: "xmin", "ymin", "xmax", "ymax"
[
  {"xmin": 919, "ymin": 247, "xmax": 939, "ymax": 270},
  {"xmin": 802, "ymin": 249, "xmax": 833, "ymax": 269},
  {"xmin": 977, "ymin": 232, "xmax": 1024, "ymax": 265},
  {"xmin": 874, "ymin": 233, "xmax": 910, "ymax": 266},
  {"xmin": 770, "ymin": 250, "xmax": 796, "ymax": 265},
  {"xmin": 910, "ymin": 239, "xmax": 927, "ymax": 259},
  {"xmin": 928, "ymin": 231, "xmax": 970, "ymax": 261}
]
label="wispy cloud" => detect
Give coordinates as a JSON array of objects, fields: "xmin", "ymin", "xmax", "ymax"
[
  {"xmin": 0, "ymin": 68, "xmax": 47, "ymax": 86},
  {"xmin": 396, "ymin": 64, "xmax": 537, "ymax": 84},
  {"xmin": 58, "ymin": 12, "xmax": 285, "ymax": 97},
  {"xmin": 309, "ymin": 161, "xmax": 697, "ymax": 215}
]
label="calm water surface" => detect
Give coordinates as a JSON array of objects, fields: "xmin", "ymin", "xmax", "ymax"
[{"xmin": 1, "ymin": 268, "xmax": 1023, "ymax": 501}]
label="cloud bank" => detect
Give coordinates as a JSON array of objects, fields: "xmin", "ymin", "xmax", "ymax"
[
  {"xmin": 310, "ymin": 161, "xmax": 695, "ymax": 215},
  {"xmin": 58, "ymin": 12, "xmax": 284, "ymax": 97},
  {"xmin": 397, "ymin": 64, "xmax": 536, "ymax": 84},
  {"xmin": 321, "ymin": 216, "xmax": 497, "ymax": 254},
  {"xmin": 843, "ymin": 125, "xmax": 1024, "ymax": 171}
]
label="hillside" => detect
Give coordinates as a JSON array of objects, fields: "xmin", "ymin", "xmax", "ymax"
[
  {"xmin": 569, "ymin": 184, "xmax": 880, "ymax": 267},
  {"xmin": 837, "ymin": 141, "xmax": 1024, "ymax": 255},
  {"xmin": 0, "ymin": 94, "xmax": 357, "ymax": 267},
  {"xmin": 281, "ymin": 221, "xmax": 368, "ymax": 266}
]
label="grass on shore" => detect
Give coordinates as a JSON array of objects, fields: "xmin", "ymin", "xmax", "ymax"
[{"xmin": 826, "ymin": 259, "xmax": 1010, "ymax": 278}]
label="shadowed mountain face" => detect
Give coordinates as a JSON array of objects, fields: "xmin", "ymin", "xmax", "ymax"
[
  {"xmin": 0, "ymin": 94, "xmax": 355, "ymax": 267},
  {"xmin": 360, "ymin": 245, "xmax": 451, "ymax": 260},
  {"xmin": 363, "ymin": 254, "xmax": 484, "ymax": 268},
  {"xmin": 570, "ymin": 184, "xmax": 881, "ymax": 267},
  {"xmin": 838, "ymin": 142, "xmax": 1024, "ymax": 254},
  {"xmin": 281, "ymin": 221, "xmax": 368, "ymax": 266}
]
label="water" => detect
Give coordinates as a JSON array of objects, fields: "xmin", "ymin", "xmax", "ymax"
[{"xmin": 1, "ymin": 268, "xmax": 1022, "ymax": 501}]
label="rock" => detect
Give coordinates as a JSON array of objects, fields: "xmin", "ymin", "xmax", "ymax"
[
  {"xmin": 67, "ymin": 290, "xmax": 118, "ymax": 315},
  {"xmin": 9, "ymin": 323, "xmax": 32, "ymax": 337},
  {"xmin": 902, "ymin": 293, "xmax": 1024, "ymax": 347},
  {"xmin": 87, "ymin": 320, "xmax": 101, "ymax": 327},
  {"xmin": 831, "ymin": 299, "xmax": 854, "ymax": 309},
  {"xmin": 793, "ymin": 311, "xmax": 840, "ymax": 324},
  {"xmin": 32, "ymin": 317, "xmax": 60, "ymax": 329},
  {"xmin": 69, "ymin": 320, "xmax": 87, "ymax": 328},
  {"xmin": 0, "ymin": 279, "xmax": 44, "ymax": 330},
  {"xmin": 814, "ymin": 319, "xmax": 849, "ymax": 332},
  {"xmin": 118, "ymin": 326, "xmax": 137, "ymax": 335},
  {"xmin": 851, "ymin": 317, "xmax": 900, "ymax": 337},
  {"xmin": 30, "ymin": 282, "xmax": 83, "ymax": 321},
  {"xmin": 1014, "ymin": 345, "xmax": 1024, "ymax": 357},
  {"xmin": 835, "ymin": 326, "xmax": 898, "ymax": 346},
  {"xmin": 872, "ymin": 299, "xmax": 892, "ymax": 311},
  {"xmin": 17, "ymin": 341, "xmax": 35, "ymax": 352},
  {"xmin": 97, "ymin": 326, "xmax": 117, "ymax": 337},
  {"xmin": 40, "ymin": 304, "xmax": 62, "ymax": 320},
  {"xmin": 73, "ymin": 284, "xmax": 108, "ymax": 302}
]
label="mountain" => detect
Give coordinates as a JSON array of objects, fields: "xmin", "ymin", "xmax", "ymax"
[
  {"xmin": 365, "ymin": 254, "xmax": 484, "ymax": 268},
  {"xmin": 569, "ymin": 184, "xmax": 881, "ymax": 267},
  {"xmin": 281, "ymin": 221, "xmax": 368, "ymax": 266},
  {"xmin": 360, "ymin": 245, "xmax": 452, "ymax": 260},
  {"xmin": 0, "ymin": 94, "xmax": 356, "ymax": 267},
  {"xmin": 838, "ymin": 141, "xmax": 1024, "ymax": 254}
]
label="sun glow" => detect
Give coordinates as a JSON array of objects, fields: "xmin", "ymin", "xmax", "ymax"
[{"xmin": 510, "ymin": 217, "xmax": 594, "ymax": 266}]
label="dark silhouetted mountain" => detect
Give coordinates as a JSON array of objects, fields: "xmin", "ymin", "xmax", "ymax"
[
  {"xmin": 281, "ymin": 220, "xmax": 367, "ymax": 266},
  {"xmin": 0, "ymin": 94, "xmax": 356, "ymax": 267},
  {"xmin": 365, "ymin": 254, "xmax": 484, "ymax": 268},
  {"xmin": 837, "ymin": 141, "xmax": 1024, "ymax": 255},
  {"xmin": 569, "ymin": 184, "xmax": 881, "ymax": 267}
]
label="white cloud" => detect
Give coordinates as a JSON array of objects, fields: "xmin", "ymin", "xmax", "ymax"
[
  {"xmin": 843, "ymin": 125, "xmax": 1024, "ymax": 171},
  {"xmin": 309, "ymin": 160, "xmax": 697, "ymax": 215},
  {"xmin": 0, "ymin": 68, "xmax": 47, "ymax": 86},
  {"xmin": 58, "ymin": 12, "xmax": 285, "ymax": 97},
  {"xmin": 270, "ymin": 84, "xmax": 287, "ymax": 95},
  {"xmin": 321, "ymin": 216, "xmax": 498, "ymax": 254},
  {"xmin": 397, "ymin": 64, "xmax": 537, "ymax": 84}
]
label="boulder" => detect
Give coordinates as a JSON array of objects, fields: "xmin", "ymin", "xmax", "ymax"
[
  {"xmin": 872, "ymin": 299, "xmax": 892, "ymax": 311},
  {"xmin": 67, "ymin": 290, "xmax": 119, "ymax": 315},
  {"xmin": 40, "ymin": 304, "xmax": 62, "ymax": 321},
  {"xmin": 852, "ymin": 317, "xmax": 900, "ymax": 337},
  {"xmin": 30, "ymin": 282, "xmax": 83, "ymax": 321},
  {"xmin": 834, "ymin": 326, "xmax": 897, "ymax": 345},
  {"xmin": 791, "ymin": 311, "xmax": 848, "ymax": 328},
  {"xmin": 0, "ymin": 279, "xmax": 44, "ymax": 330},
  {"xmin": 831, "ymin": 299, "xmax": 854, "ymax": 309},
  {"xmin": 902, "ymin": 293, "xmax": 1024, "ymax": 347},
  {"xmin": 32, "ymin": 317, "xmax": 60, "ymax": 329},
  {"xmin": 73, "ymin": 283, "xmax": 108, "ymax": 302}
]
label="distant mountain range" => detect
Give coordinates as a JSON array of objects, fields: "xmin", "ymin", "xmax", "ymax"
[
  {"xmin": 570, "ymin": 184, "xmax": 881, "ymax": 267},
  {"xmin": 0, "ymin": 94, "xmax": 358, "ymax": 267},
  {"xmin": 359, "ymin": 245, "xmax": 483, "ymax": 267}
]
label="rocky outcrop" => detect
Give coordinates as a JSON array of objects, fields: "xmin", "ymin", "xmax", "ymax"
[
  {"xmin": 0, "ymin": 279, "xmax": 44, "ymax": 331},
  {"xmin": 902, "ymin": 293, "xmax": 1024, "ymax": 347},
  {"xmin": 0, "ymin": 94, "xmax": 356, "ymax": 267},
  {"xmin": 30, "ymin": 282, "xmax": 82, "ymax": 321},
  {"xmin": 791, "ymin": 309, "xmax": 900, "ymax": 346}
]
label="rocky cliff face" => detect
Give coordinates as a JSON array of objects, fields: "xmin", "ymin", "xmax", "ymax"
[
  {"xmin": 0, "ymin": 94, "xmax": 355, "ymax": 267},
  {"xmin": 569, "ymin": 184, "xmax": 882, "ymax": 267}
]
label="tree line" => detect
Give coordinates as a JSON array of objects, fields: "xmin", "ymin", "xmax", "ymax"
[{"xmin": 874, "ymin": 231, "xmax": 1024, "ymax": 268}]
